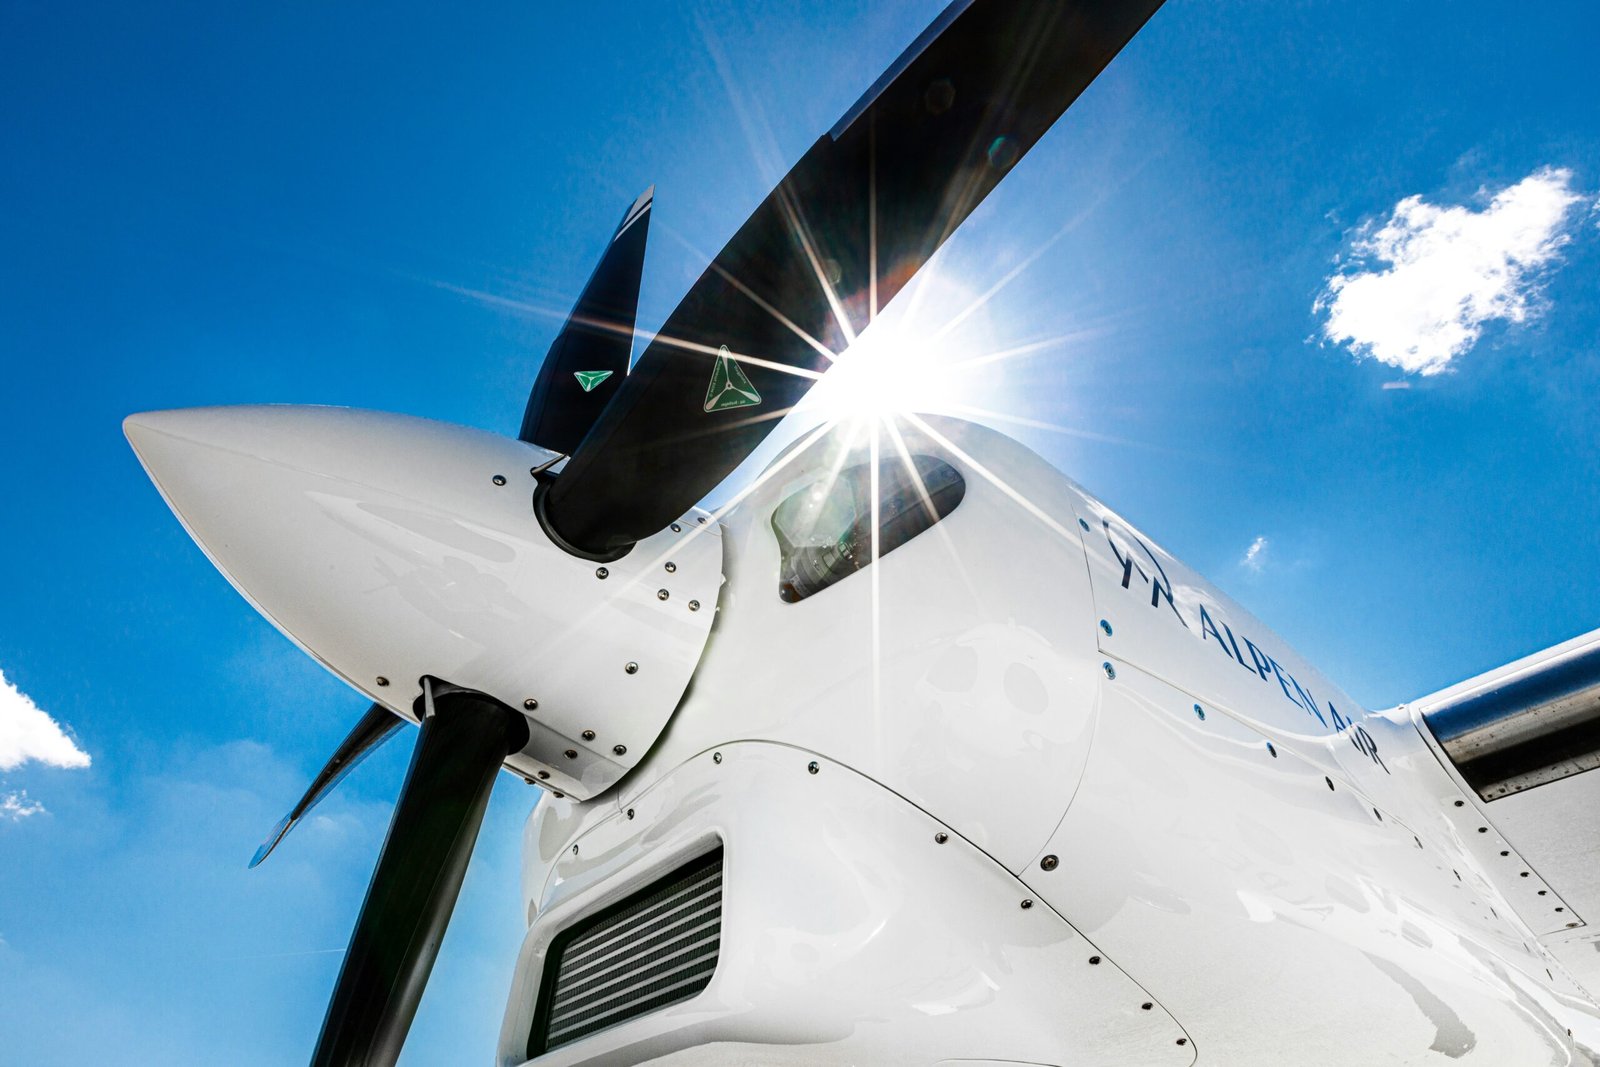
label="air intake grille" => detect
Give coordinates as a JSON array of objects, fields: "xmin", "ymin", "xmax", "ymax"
[{"xmin": 529, "ymin": 847, "xmax": 723, "ymax": 1056}]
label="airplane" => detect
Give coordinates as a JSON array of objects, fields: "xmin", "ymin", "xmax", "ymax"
[{"xmin": 120, "ymin": 1, "xmax": 1600, "ymax": 1064}]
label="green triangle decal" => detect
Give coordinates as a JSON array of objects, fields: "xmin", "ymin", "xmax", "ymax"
[
  {"xmin": 573, "ymin": 369, "xmax": 614, "ymax": 393},
  {"xmin": 703, "ymin": 346, "xmax": 763, "ymax": 412}
]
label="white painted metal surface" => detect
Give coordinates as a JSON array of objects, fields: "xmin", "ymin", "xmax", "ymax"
[
  {"xmin": 123, "ymin": 405, "xmax": 722, "ymax": 798},
  {"xmin": 506, "ymin": 414, "xmax": 1600, "ymax": 1064}
]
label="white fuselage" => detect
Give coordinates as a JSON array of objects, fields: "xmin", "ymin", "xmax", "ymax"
[{"xmin": 504, "ymin": 415, "xmax": 1600, "ymax": 1066}]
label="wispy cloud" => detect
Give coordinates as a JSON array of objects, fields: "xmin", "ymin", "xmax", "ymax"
[
  {"xmin": 1316, "ymin": 166, "xmax": 1591, "ymax": 375},
  {"xmin": 0, "ymin": 668, "xmax": 90, "ymax": 771},
  {"xmin": 1, "ymin": 791, "xmax": 46, "ymax": 820},
  {"xmin": 1242, "ymin": 536, "xmax": 1269, "ymax": 573}
]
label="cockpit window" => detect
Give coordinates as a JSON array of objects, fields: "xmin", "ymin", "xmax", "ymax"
[{"xmin": 771, "ymin": 454, "xmax": 965, "ymax": 602}]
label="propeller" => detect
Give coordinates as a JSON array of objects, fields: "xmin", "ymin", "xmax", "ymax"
[
  {"xmin": 130, "ymin": 3, "xmax": 1168, "ymax": 1065},
  {"xmin": 541, "ymin": 0, "xmax": 1165, "ymax": 557},
  {"xmin": 519, "ymin": 187, "xmax": 654, "ymax": 455},
  {"xmin": 250, "ymin": 703, "xmax": 402, "ymax": 868},
  {"xmin": 310, "ymin": 682, "xmax": 528, "ymax": 1067}
]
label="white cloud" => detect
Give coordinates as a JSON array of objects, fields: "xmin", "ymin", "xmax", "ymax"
[
  {"xmin": 0, "ymin": 668, "xmax": 90, "ymax": 771},
  {"xmin": 1, "ymin": 791, "xmax": 46, "ymax": 821},
  {"xmin": 1242, "ymin": 536, "xmax": 1269, "ymax": 573},
  {"xmin": 1316, "ymin": 167, "xmax": 1590, "ymax": 375}
]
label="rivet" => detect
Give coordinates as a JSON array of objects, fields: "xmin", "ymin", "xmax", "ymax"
[
  {"xmin": 522, "ymin": 777, "xmax": 534, "ymax": 785},
  {"xmin": 564, "ymin": 749, "xmax": 577, "ymax": 760},
  {"xmin": 551, "ymin": 791, "xmax": 564, "ymax": 798},
  {"xmin": 1177, "ymin": 1038, "xmax": 1188, "ymax": 1047},
  {"xmin": 626, "ymin": 808, "xmax": 635, "ymax": 819},
  {"xmin": 657, "ymin": 589, "xmax": 670, "ymax": 601},
  {"xmin": 1099, "ymin": 619, "xmax": 1113, "ymax": 636},
  {"xmin": 492, "ymin": 474, "xmax": 506, "ymax": 486},
  {"xmin": 537, "ymin": 771, "xmax": 549, "ymax": 780},
  {"xmin": 595, "ymin": 566, "xmax": 609, "ymax": 580},
  {"xmin": 665, "ymin": 562, "xmax": 677, "ymax": 573},
  {"xmin": 1556, "ymin": 906, "xmax": 1565, "ymax": 912},
  {"xmin": 581, "ymin": 729, "xmax": 595, "ymax": 741},
  {"xmin": 1193, "ymin": 703, "xmax": 1206, "ymax": 721},
  {"xmin": 375, "ymin": 676, "xmax": 389, "ymax": 687},
  {"xmin": 1078, "ymin": 517, "xmax": 1090, "ymax": 531},
  {"xmin": 688, "ymin": 599, "xmax": 701, "ymax": 611},
  {"xmin": 1088, "ymin": 955, "xmax": 1102, "ymax": 965},
  {"xmin": 1569, "ymin": 922, "xmax": 1581, "ymax": 928},
  {"xmin": 624, "ymin": 661, "xmax": 638, "ymax": 674},
  {"xmin": 1266, "ymin": 742, "xmax": 1277, "ymax": 757},
  {"xmin": 1453, "ymin": 800, "xmax": 1465, "ymax": 808},
  {"xmin": 1102, "ymin": 662, "xmax": 1116, "ymax": 680},
  {"xmin": 571, "ymin": 844, "xmax": 578, "ymax": 855},
  {"xmin": 1500, "ymin": 850, "xmax": 1510, "ymax": 857},
  {"xmin": 612, "ymin": 744, "xmax": 627, "ymax": 756},
  {"xmin": 1141, "ymin": 1002, "xmax": 1153, "ymax": 1011},
  {"xmin": 670, "ymin": 523, "xmax": 682, "ymax": 533},
  {"xmin": 523, "ymin": 697, "xmax": 539, "ymax": 711},
  {"xmin": 698, "ymin": 516, "xmax": 707, "ymax": 524},
  {"xmin": 1539, "ymin": 890, "xmax": 1549, "ymax": 896},
  {"xmin": 1020, "ymin": 899, "xmax": 1034, "ymax": 910},
  {"xmin": 1521, "ymin": 871, "xmax": 1530, "ymax": 878},
  {"xmin": 1040, "ymin": 854, "xmax": 1059, "ymax": 871},
  {"xmin": 1325, "ymin": 777, "xmax": 1335, "ymax": 791},
  {"xmin": 934, "ymin": 832, "xmax": 949, "ymax": 844},
  {"xmin": 712, "ymin": 751, "xmax": 722, "ymax": 764},
  {"xmin": 1373, "ymin": 808, "xmax": 1382, "ymax": 821},
  {"xmin": 1478, "ymin": 826, "xmax": 1488, "ymax": 833},
  {"xmin": 807, "ymin": 761, "xmax": 820, "ymax": 775}
]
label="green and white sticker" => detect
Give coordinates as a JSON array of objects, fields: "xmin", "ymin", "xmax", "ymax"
[
  {"xmin": 703, "ymin": 346, "xmax": 762, "ymax": 412},
  {"xmin": 573, "ymin": 369, "xmax": 614, "ymax": 393}
]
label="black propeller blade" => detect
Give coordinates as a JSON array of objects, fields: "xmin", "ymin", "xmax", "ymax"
[
  {"xmin": 542, "ymin": 0, "xmax": 1165, "ymax": 556},
  {"xmin": 251, "ymin": 703, "xmax": 403, "ymax": 869},
  {"xmin": 519, "ymin": 187, "xmax": 653, "ymax": 455},
  {"xmin": 310, "ymin": 685, "xmax": 528, "ymax": 1067}
]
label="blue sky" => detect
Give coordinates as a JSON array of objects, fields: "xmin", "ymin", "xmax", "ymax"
[{"xmin": 3, "ymin": 1, "xmax": 1598, "ymax": 1063}]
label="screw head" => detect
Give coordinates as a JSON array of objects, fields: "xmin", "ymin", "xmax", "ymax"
[
  {"xmin": 1326, "ymin": 777, "xmax": 1335, "ymax": 791},
  {"xmin": 1099, "ymin": 619, "xmax": 1113, "ymax": 636},
  {"xmin": 698, "ymin": 516, "xmax": 707, "ymax": 524},
  {"xmin": 1177, "ymin": 1038, "xmax": 1188, "ymax": 1047},
  {"xmin": 626, "ymin": 808, "xmax": 635, "ymax": 819},
  {"xmin": 624, "ymin": 661, "xmax": 638, "ymax": 674},
  {"xmin": 934, "ymin": 832, "xmax": 949, "ymax": 844},
  {"xmin": 523, "ymin": 698, "xmax": 539, "ymax": 711},
  {"xmin": 1088, "ymin": 955, "xmax": 1101, "ymax": 965},
  {"xmin": 375, "ymin": 676, "xmax": 389, "ymax": 687},
  {"xmin": 1453, "ymin": 800, "xmax": 1465, "ymax": 807},
  {"xmin": 537, "ymin": 770, "xmax": 549, "ymax": 780},
  {"xmin": 712, "ymin": 751, "xmax": 722, "ymax": 764},
  {"xmin": 1020, "ymin": 899, "xmax": 1034, "ymax": 910},
  {"xmin": 807, "ymin": 761, "xmax": 820, "ymax": 775},
  {"xmin": 1040, "ymin": 854, "xmax": 1059, "ymax": 871},
  {"xmin": 571, "ymin": 844, "xmax": 578, "ymax": 855},
  {"xmin": 612, "ymin": 744, "xmax": 627, "ymax": 756},
  {"xmin": 1141, "ymin": 1002, "xmax": 1153, "ymax": 1011},
  {"xmin": 1266, "ymin": 742, "xmax": 1276, "ymax": 757},
  {"xmin": 563, "ymin": 749, "xmax": 577, "ymax": 759},
  {"xmin": 492, "ymin": 474, "xmax": 506, "ymax": 486},
  {"xmin": 1193, "ymin": 704, "xmax": 1206, "ymax": 721},
  {"xmin": 688, "ymin": 600, "xmax": 701, "ymax": 612},
  {"xmin": 670, "ymin": 522, "xmax": 682, "ymax": 533},
  {"xmin": 1078, "ymin": 517, "xmax": 1090, "ymax": 531},
  {"xmin": 664, "ymin": 562, "xmax": 677, "ymax": 573},
  {"xmin": 581, "ymin": 729, "xmax": 595, "ymax": 741},
  {"xmin": 657, "ymin": 589, "xmax": 670, "ymax": 601},
  {"xmin": 551, "ymin": 791, "xmax": 564, "ymax": 798},
  {"xmin": 595, "ymin": 566, "xmax": 609, "ymax": 580},
  {"xmin": 1101, "ymin": 662, "xmax": 1116, "ymax": 680}
]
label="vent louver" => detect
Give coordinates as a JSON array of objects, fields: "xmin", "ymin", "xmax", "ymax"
[{"xmin": 529, "ymin": 847, "xmax": 724, "ymax": 1056}]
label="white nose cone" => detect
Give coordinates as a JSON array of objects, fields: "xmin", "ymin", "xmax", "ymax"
[{"xmin": 124, "ymin": 405, "xmax": 722, "ymax": 799}]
